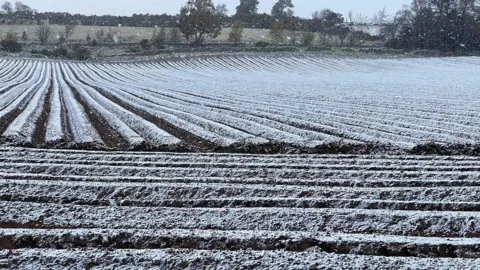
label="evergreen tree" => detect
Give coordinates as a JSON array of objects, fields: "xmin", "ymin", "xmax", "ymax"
[
  {"xmin": 179, "ymin": 0, "xmax": 222, "ymax": 45},
  {"xmin": 271, "ymin": 0, "xmax": 294, "ymax": 19},
  {"xmin": 235, "ymin": 0, "xmax": 259, "ymax": 22}
]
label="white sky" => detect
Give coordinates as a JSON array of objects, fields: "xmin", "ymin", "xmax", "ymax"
[{"xmin": 20, "ymin": 0, "xmax": 411, "ymax": 19}]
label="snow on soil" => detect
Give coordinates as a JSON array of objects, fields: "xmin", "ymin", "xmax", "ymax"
[
  {"xmin": 0, "ymin": 56, "xmax": 480, "ymax": 151},
  {"xmin": 1, "ymin": 148, "xmax": 480, "ymax": 268},
  {"xmin": 4, "ymin": 248, "xmax": 480, "ymax": 270}
]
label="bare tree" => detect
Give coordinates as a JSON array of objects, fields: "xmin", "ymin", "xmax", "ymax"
[
  {"xmin": 5, "ymin": 29, "xmax": 17, "ymax": 41},
  {"xmin": 14, "ymin": 1, "xmax": 29, "ymax": 11},
  {"xmin": 1, "ymin": 2, "xmax": 13, "ymax": 16},
  {"xmin": 394, "ymin": 5, "xmax": 414, "ymax": 26},
  {"xmin": 411, "ymin": 0, "xmax": 429, "ymax": 12},
  {"xmin": 301, "ymin": 30, "xmax": 315, "ymax": 46},
  {"xmin": 35, "ymin": 23, "xmax": 52, "ymax": 45},
  {"xmin": 348, "ymin": 11, "xmax": 353, "ymax": 24},
  {"xmin": 269, "ymin": 20, "xmax": 285, "ymax": 44},
  {"xmin": 216, "ymin": 4, "xmax": 228, "ymax": 23},
  {"xmin": 14, "ymin": 1, "xmax": 32, "ymax": 16},
  {"xmin": 216, "ymin": 4, "xmax": 228, "ymax": 16},
  {"xmin": 371, "ymin": 7, "xmax": 389, "ymax": 25},
  {"xmin": 95, "ymin": 29, "xmax": 105, "ymax": 41},
  {"xmin": 152, "ymin": 26, "xmax": 167, "ymax": 47},
  {"xmin": 352, "ymin": 13, "xmax": 369, "ymax": 26},
  {"xmin": 169, "ymin": 27, "xmax": 182, "ymax": 44},
  {"xmin": 64, "ymin": 24, "xmax": 77, "ymax": 40},
  {"xmin": 379, "ymin": 5, "xmax": 412, "ymax": 42},
  {"xmin": 228, "ymin": 21, "xmax": 244, "ymax": 43}
]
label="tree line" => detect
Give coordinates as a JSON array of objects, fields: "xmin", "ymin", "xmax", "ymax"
[
  {"xmin": 3, "ymin": 0, "xmax": 479, "ymax": 52},
  {"xmin": 177, "ymin": 0, "xmax": 379, "ymax": 46},
  {"xmin": 384, "ymin": 0, "xmax": 480, "ymax": 51},
  {"xmin": 1, "ymin": 0, "xmax": 369, "ymax": 47},
  {"xmin": 177, "ymin": 0, "xmax": 480, "ymax": 50},
  {"xmin": 0, "ymin": 1, "xmax": 180, "ymax": 27},
  {"xmin": 0, "ymin": 0, "xmax": 351, "ymax": 32}
]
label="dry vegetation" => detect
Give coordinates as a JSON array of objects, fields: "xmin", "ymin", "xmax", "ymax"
[
  {"xmin": 2, "ymin": 148, "xmax": 480, "ymax": 269},
  {"xmin": 0, "ymin": 24, "xmax": 375, "ymax": 46},
  {"xmin": 0, "ymin": 24, "xmax": 269, "ymax": 44}
]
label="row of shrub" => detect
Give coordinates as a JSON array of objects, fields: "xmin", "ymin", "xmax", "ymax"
[
  {"xmin": 30, "ymin": 44, "xmax": 91, "ymax": 60},
  {"xmin": 1, "ymin": 39, "xmax": 22, "ymax": 52},
  {"xmin": 0, "ymin": 27, "xmax": 91, "ymax": 60},
  {"xmin": 0, "ymin": 30, "xmax": 23, "ymax": 52}
]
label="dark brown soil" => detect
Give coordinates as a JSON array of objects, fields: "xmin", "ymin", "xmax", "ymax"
[
  {"xmin": 93, "ymin": 87, "xmax": 215, "ymax": 151},
  {"xmin": 410, "ymin": 143, "xmax": 480, "ymax": 156},
  {"xmin": 0, "ymin": 230, "xmax": 473, "ymax": 258},
  {"xmin": 0, "ymin": 108, "xmax": 22, "ymax": 136},
  {"xmin": 68, "ymin": 86, "xmax": 129, "ymax": 150},
  {"xmin": 3, "ymin": 193, "xmax": 480, "ymax": 212},
  {"xmin": 56, "ymin": 83, "xmax": 73, "ymax": 146},
  {"xmin": 31, "ymin": 69, "xmax": 54, "ymax": 146},
  {"xmin": 215, "ymin": 141, "xmax": 399, "ymax": 155},
  {"xmin": 1, "ymin": 78, "xmax": 480, "ymax": 155}
]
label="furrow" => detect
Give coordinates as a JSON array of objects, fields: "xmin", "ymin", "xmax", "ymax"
[{"xmin": 1, "ymin": 228, "xmax": 479, "ymax": 258}]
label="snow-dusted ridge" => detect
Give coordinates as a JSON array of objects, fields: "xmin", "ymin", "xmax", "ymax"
[
  {"xmin": 1, "ymin": 55, "xmax": 480, "ymax": 268},
  {"xmin": 1, "ymin": 148, "xmax": 480, "ymax": 269},
  {"xmin": 0, "ymin": 56, "xmax": 479, "ymax": 152}
]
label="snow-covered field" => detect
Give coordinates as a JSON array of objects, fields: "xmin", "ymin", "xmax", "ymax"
[
  {"xmin": 1, "ymin": 55, "xmax": 480, "ymax": 267},
  {"xmin": 1, "ymin": 147, "xmax": 480, "ymax": 268},
  {"xmin": 0, "ymin": 56, "xmax": 480, "ymax": 153}
]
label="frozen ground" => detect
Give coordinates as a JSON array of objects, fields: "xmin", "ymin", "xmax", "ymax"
[
  {"xmin": 1, "ymin": 55, "xmax": 480, "ymax": 268},
  {"xmin": 0, "ymin": 148, "xmax": 480, "ymax": 268},
  {"xmin": 0, "ymin": 56, "xmax": 480, "ymax": 153}
]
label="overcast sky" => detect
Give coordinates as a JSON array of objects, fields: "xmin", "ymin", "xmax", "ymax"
[{"xmin": 20, "ymin": 0, "xmax": 411, "ymax": 19}]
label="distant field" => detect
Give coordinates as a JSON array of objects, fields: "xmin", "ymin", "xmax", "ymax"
[
  {"xmin": 0, "ymin": 24, "xmax": 355, "ymax": 45},
  {"xmin": 0, "ymin": 24, "xmax": 276, "ymax": 44}
]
